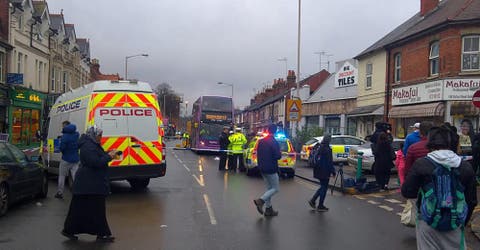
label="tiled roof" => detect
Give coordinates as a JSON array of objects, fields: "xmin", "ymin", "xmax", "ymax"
[
  {"xmin": 49, "ymin": 14, "xmax": 64, "ymax": 31},
  {"xmin": 65, "ymin": 24, "xmax": 75, "ymax": 37},
  {"xmin": 356, "ymin": 0, "xmax": 480, "ymax": 59},
  {"xmin": 32, "ymin": 1, "xmax": 46, "ymax": 18},
  {"xmin": 76, "ymin": 38, "xmax": 90, "ymax": 57}
]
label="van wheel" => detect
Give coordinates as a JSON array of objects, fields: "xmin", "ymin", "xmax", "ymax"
[
  {"xmin": 0, "ymin": 183, "xmax": 9, "ymax": 217},
  {"xmin": 128, "ymin": 178, "xmax": 150, "ymax": 190}
]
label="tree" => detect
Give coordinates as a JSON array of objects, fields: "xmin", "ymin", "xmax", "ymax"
[
  {"xmin": 291, "ymin": 126, "xmax": 324, "ymax": 152},
  {"xmin": 154, "ymin": 83, "xmax": 182, "ymax": 126}
]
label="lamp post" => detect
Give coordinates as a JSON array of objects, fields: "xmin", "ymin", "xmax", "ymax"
[
  {"xmin": 277, "ymin": 57, "xmax": 288, "ymax": 76},
  {"xmin": 217, "ymin": 82, "xmax": 234, "ymax": 100},
  {"xmin": 185, "ymin": 101, "xmax": 189, "ymax": 117},
  {"xmin": 295, "ymin": 0, "xmax": 302, "ymax": 136},
  {"xmin": 125, "ymin": 53, "xmax": 148, "ymax": 80}
]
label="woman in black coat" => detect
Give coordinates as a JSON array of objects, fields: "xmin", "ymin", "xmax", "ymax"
[
  {"xmin": 373, "ymin": 132, "xmax": 395, "ymax": 190},
  {"xmin": 308, "ymin": 134, "xmax": 335, "ymax": 211},
  {"xmin": 61, "ymin": 126, "xmax": 117, "ymax": 242}
]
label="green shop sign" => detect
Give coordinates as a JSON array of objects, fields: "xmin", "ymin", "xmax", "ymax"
[{"xmin": 11, "ymin": 89, "xmax": 45, "ymax": 106}]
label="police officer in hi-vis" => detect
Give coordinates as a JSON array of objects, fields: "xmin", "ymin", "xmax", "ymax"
[{"xmin": 229, "ymin": 127, "xmax": 247, "ymax": 172}]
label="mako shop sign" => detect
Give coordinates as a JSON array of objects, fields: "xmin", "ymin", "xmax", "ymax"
[{"xmin": 392, "ymin": 79, "xmax": 480, "ymax": 105}]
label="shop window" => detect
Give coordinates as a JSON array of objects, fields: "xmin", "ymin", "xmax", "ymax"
[
  {"xmin": 429, "ymin": 41, "xmax": 439, "ymax": 76},
  {"xmin": 325, "ymin": 117, "xmax": 340, "ymax": 135},
  {"xmin": 462, "ymin": 36, "xmax": 480, "ymax": 71},
  {"xmin": 11, "ymin": 108, "xmax": 41, "ymax": 146},
  {"xmin": 366, "ymin": 63, "xmax": 373, "ymax": 89},
  {"xmin": 394, "ymin": 53, "xmax": 401, "ymax": 83}
]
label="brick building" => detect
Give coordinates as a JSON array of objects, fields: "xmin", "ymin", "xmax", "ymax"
[{"xmin": 384, "ymin": 0, "xmax": 480, "ymax": 138}]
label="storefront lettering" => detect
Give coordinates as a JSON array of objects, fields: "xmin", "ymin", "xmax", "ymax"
[
  {"xmin": 56, "ymin": 100, "xmax": 81, "ymax": 113},
  {"xmin": 445, "ymin": 80, "xmax": 480, "ymax": 89},
  {"xmin": 334, "ymin": 62, "xmax": 358, "ymax": 88},
  {"xmin": 99, "ymin": 108, "xmax": 153, "ymax": 117},
  {"xmin": 392, "ymin": 87, "xmax": 418, "ymax": 100},
  {"xmin": 337, "ymin": 76, "xmax": 355, "ymax": 87}
]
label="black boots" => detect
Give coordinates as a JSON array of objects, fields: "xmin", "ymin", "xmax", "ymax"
[
  {"xmin": 264, "ymin": 206, "xmax": 278, "ymax": 217},
  {"xmin": 253, "ymin": 199, "xmax": 265, "ymax": 215}
]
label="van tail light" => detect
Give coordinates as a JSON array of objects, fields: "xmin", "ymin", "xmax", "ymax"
[{"xmin": 161, "ymin": 142, "xmax": 166, "ymax": 163}]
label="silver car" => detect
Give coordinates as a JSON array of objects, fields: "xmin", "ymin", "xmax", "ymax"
[{"xmin": 347, "ymin": 139, "xmax": 404, "ymax": 172}]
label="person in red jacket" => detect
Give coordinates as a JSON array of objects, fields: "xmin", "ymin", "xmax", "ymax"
[{"xmin": 404, "ymin": 121, "xmax": 433, "ymax": 180}]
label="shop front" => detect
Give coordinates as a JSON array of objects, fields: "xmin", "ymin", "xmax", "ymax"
[
  {"xmin": 389, "ymin": 78, "xmax": 480, "ymax": 138},
  {"xmin": 8, "ymin": 88, "xmax": 45, "ymax": 148},
  {"xmin": 347, "ymin": 104, "xmax": 384, "ymax": 138}
]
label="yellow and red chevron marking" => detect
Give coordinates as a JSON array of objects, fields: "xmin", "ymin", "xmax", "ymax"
[{"xmin": 101, "ymin": 137, "xmax": 130, "ymax": 167}]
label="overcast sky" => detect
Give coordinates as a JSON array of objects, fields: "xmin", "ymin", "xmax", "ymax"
[{"xmin": 46, "ymin": 0, "xmax": 419, "ymax": 109}]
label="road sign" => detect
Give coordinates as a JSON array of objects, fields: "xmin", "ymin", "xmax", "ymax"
[
  {"xmin": 473, "ymin": 89, "xmax": 480, "ymax": 108},
  {"xmin": 287, "ymin": 99, "xmax": 302, "ymax": 121}
]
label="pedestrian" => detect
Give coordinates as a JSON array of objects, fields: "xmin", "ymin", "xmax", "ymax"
[
  {"xmin": 404, "ymin": 121, "xmax": 434, "ymax": 179},
  {"xmin": 403, "ymin": 122, "xmax": 421, "ymax": 155},
  {"xmin": 373, "ymin": 132, "xmax": 395, "ymax": 190},
  {"xmin": 55, "ymin": 121, "xmax": 80, "ymax": 199},
  {"xmin": 401, "ymin": 126, "xmax": 477, "ymax": 250},
  {"xmin": 308, "ymin": 134, "xmax": 335, "ymax": 212},
  {"xmin": 443, "ymin": 122, "xmax": 460, "ymax": 153},
  {"xmin": 229, "ymin": 127, "xmax": 247, "ymax": 172},
  {"xmin": 218, "ymin": 126, "xmax": 229, "ymax": 171},
  {"xmin": 471, "ymin": 131, "xmax": 480, "ymax": 182},
  {"xmin": 395, "ymin": 141, "xmax": 405, "ymax": 186},
  {"xmin": 61, "ymin": 126, "xmax": 117, "ymax": 242},
  {"xmin": 227, "ymin": 130, "xmax": 234, "ymax": 171},
  {"xmin": 253, "ymin": 124, "xmax": 282, "ymax": 217}
]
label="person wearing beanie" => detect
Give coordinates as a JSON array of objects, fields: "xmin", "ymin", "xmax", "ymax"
[{"xmin": 308, "ymin": 134, "xmax": 335, "ymax": 212}]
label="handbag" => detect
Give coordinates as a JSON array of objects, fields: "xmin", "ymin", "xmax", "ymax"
[{"xmin": 400, "ymin": 199, "xmax": 416, "ymax": 227}]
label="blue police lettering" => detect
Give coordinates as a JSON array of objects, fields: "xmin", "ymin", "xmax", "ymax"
[{"xmin": 56, "ymin": 100, "xmax": 81, "ymax": 113}]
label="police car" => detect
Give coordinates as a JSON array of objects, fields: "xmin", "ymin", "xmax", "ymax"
[
  {"xmin": 243, "ymin": 133, "xmax": 296, "ymax": 178},
  {"xmin": 300, "ymin": 135, "xmax": 366, "ymax": 166}
]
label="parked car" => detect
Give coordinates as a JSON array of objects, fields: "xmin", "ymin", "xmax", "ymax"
[
  {"xmin": 0, "ymin": 142, "xmax": 48, "ymax": 216},
  {"xmin": 301, "ymin": 135, "xmax": 367, "ymax": 166},
  {"xmin": 243, "ymin": 133, "xmax": 296, "ymax": 178},
  {"xmin": 347, "ymin": 138, "xmax": 405, "ymax": 172}
]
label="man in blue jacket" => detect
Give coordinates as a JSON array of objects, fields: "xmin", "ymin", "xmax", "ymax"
[
  {"xmin": 403, "ymin": 122, "xmax": 421, "ymax": 156},
  {"xmin": 253, "ymin": 124, "xmax": 282, "ymax": 216},
  {"xmin": 55, "ymin": 121, "xmax": 80, "ymax": 199}
]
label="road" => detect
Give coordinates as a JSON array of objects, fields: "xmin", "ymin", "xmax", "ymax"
[{"xmin": 0, "ymin": 139, "xmax": 466, "ymax": 250}]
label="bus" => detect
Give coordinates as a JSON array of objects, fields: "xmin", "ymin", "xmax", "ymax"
[{"xmin": 190, "ymin": 96, "xmax": 233, "ymax": 152}]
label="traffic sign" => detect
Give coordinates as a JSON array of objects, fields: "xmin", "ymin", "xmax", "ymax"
[
  {"xmin": 287, "ymin": 99, "xmax": 302, "ymax": 121},
  {"xmin": 473, "ymin": 89, "xmax": 480, "ymax": 108}
]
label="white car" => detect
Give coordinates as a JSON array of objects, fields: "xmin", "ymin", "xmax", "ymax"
[
  {"xmin": 300, "ymin": 135, "xmax": 367, "ymax": 166},
  {"xmin": 347, "ymin": 139, "xmax": 404, "ymax": 172}
]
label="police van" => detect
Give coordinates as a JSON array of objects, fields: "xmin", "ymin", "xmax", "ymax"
[{"xmin": 43, "ymin": 80, "xmax": 166, "ymax": 189}]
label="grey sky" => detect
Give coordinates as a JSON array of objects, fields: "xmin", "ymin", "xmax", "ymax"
[{"xmin": 47, "ymin": 0, "xmax": 419, "ymax": 108}]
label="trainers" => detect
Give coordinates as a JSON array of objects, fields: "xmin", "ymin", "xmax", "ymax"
[
  {"xmin": 54, "ymin": 193, "xmax": 63, "ymax": 199},
  {"xmin": 253, "ymin": 199, "xmax": 265, "ymax": 215},
  {"xmin": 96, "ymin": 235, "xmax": 115, "ymax": 242},
  {"xmin": 61, "ymin": 230, "xmax": 78, "ymax": 241},
  {"xmin": 308, "ymin": 200, "xmax": 316, "ymax": 209},
  {"xmin": 317, "ymin": 206, "xmax": 329, "ymax": 212},
  {"xmin": 264, "ymin": 206, "xmax": 279, "ymax": 216}
]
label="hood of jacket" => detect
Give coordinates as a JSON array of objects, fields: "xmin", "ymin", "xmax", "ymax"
[
  {"xmin": 62, "ymin": 124, "xmax": 77, "ymax": 134},
  {"xmin": 427, "ymin": 150, "xmax": 461, "ymax": 168}
]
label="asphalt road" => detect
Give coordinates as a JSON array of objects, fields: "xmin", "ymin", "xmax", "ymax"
[{"xmin": 0, "ymin": 140, "xmax": 434, "ymax": 250}]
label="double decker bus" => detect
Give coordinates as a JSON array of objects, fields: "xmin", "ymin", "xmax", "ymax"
[{"xmin": 190, "ymin": 96, "xmax": 233, "ymax": 152}]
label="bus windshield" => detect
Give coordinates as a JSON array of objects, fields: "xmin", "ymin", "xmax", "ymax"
[
  {"xmin": 199, "ymin": 123, "xmax": 224, "ymax": 141},
  {"xmin": 201, "ymin": 96, "xmax": 232, "ymax": 112}
]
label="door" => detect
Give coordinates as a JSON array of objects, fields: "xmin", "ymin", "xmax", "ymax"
[{"xmin": 126, "ymin": 107, "xmax": 161, "ymax": 166}]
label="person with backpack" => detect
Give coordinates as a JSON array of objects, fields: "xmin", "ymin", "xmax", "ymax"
[
  {"xmin": 401, "ymin": 126, "xmax": 477, "ymax": 250},
  {"xmin": 308, "ymin": 134, "xmax": 335, "ymax": 212}
]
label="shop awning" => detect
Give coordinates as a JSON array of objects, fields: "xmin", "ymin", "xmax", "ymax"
[
  {"xmin": 389, "ymin": 102, "xmax": 444, "ymax": 118},
  {"xmin": 347, "ymin": 104, "xmax": 384, "ymax": 117}
]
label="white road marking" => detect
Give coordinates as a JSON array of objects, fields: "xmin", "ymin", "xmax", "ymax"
[
  {"xmin": 193, "ymin": 174, "xmax": 205, "ymax": 187},
  {"xmin": 178, "ymin": 159, "xmax": 183, "ymax": 164},
  {"xmin": 203, "ymin": 194, "xmax": 217, "ymax": 225},
  {"xmin": 367, "ymin": 200, "xmax": 380, "ymax": 205},
  {"xmin": 396, "ymin": 213, "xmax": 402, "ymax": 217},
  {"xmin": 353, "ymin": 195, "xmax": 366, "ymax": 200},
  {"xmin": 369, "ymin": 194, "xmax": 385, "ymax": 198},
  {"xmin": 183, "ymin": 164, "xmax": 190, "ymax": 172},
  {"xmin": 385, "ymin": 199, "xmax": 402, "ymax": 204},
  {"xmin": 379, "ymin": 205, "xmax": 394, "ymax": 212},
  {"xmin": 294, "ymin": 179, "xmax": 317, "ymax": 191},
  {"xmin": 399, "ymin": 204, "xmax": 407, "ymax": 208}
]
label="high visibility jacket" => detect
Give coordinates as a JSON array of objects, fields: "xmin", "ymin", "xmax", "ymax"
[
  {"xmin": 229, "ymin": 132, "xmax": 247, "ymax": 154},
  {"xmin": 183, "ymin": 133, "xmax": 190, "ymax": 139}
]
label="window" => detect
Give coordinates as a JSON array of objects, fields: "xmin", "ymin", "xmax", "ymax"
[
  {"xmin": 430, "ymin": 42, "xmax": 440, "ymax": 75},
  {"xmin": 17, "ymin": 15, "xmax": 23, "ymax": 31},
  {"xmin": 394, "ymin": 53, "xmax": 401, "ymax": 82},
  {"xmin": 51, "ymin": 67, "xmax": 56, "ymax": 92},
  {"xmin": 462, "ymin": 36, "xmax": 480, "ymax": 71},
  {"xmin": 0, "ymin": 52, "xmax": 4, "ymax": 82},
  {"xmin": 38, "ymin": 61, "xmax": 43, "ymax": 87},
  {"xmin": 17, "ymin": 52, "xmax": 23, "ymax": 73},
  {"xmin": 63, "ymin": 71, "xmax": 68, "ymax": 92},
  {"xmin": 366, "ymin": 63, "xmax": 373, "ymax": 88}
]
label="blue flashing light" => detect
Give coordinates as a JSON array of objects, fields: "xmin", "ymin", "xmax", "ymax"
[{"xmin": 275, "ymin": 133, "xmax": 286, "ymax": 139}]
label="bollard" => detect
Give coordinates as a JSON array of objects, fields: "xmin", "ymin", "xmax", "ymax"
[{"xmin": 356, "ymin": 151, "xmax": 363, "ymax": 181}]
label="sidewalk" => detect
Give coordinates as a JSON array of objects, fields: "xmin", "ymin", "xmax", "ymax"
[{"xmin": 294, "ymin": 161, "xmax": 480, "ymax": 241}]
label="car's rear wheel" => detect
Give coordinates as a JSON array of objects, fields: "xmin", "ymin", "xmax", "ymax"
[
  {"xmin": 37, "ymin": 173, "xmax": 48, "ymax": 199},
  {"xmin": 128, "ymin": 178, "xmax": 150, "ymax": 190},
  {"xmin": 0, "ymin": 183, "xmax": 9, "ymax": 217}
]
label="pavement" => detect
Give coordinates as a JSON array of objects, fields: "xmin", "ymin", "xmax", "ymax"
[{"xmin": 294, "ymin": 159, "xmax": 480, "ymax": 241}]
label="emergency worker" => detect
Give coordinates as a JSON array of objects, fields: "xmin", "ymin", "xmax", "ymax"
[
  {"xmin": 227, "ymin": 130, "xmax": 234, "ymax": 171},
  {"xmin": 182, "ymin": 132, "xmax": 190, "ymax": 148},
  {"xmin": 218, "ymin": 126, "xmax": 229, "ymax": 171},
  {"xmin": 229, "ymin": 127, "xmax": 247, "ymax": 172}
]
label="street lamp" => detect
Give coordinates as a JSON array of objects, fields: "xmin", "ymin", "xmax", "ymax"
[
  {"xmin": 125, "ymin": 53, "xmax": 148, "ymax": 80},
  {"xmin": 217, "ymin": 82, "xmax": 234, "ymax": 99},
  {"xmin": 277, "ymin": 57, "xmax": 288, "ymax": 76},
  {"xmin": 185, "ymin": 101, "xmax": 189, "ymax": 117}
]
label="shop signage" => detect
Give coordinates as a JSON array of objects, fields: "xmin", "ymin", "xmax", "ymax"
[
  {"xmin": 334, "ymin": 61, "xmax": 358, "ymax": 88},
  {"xmin": 13, "ymin": 89, "xmax": 43, "ymax": 103},
  {"xmin": 443, "ymin": 79, "xmax": 480, "ymax": 100},
  {"xmin": 6, "ymin": 73, "xmax": 23, "ymax": 85},
  {"xmin": 391, "ymin": 80, "xmax": 443, "ymax": 106}
]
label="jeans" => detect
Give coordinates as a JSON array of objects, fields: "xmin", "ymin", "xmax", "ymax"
[
  {"xmin": 261, "ymin": 173, "xmax": 279, "ymax": 208},
  {"xmin": 57, "ymin": 160, "xmax": 79, "ymax": 195},
  {"xmin": 311, "ymin": 178, "xmax": 329, "ymax": 207}
]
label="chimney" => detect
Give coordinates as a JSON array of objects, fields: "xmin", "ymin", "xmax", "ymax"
[
  {"xmin": 287, "ymin": 70, "xmax": 296, "ymax": 88},
  {"xmin": 420, "ymin": 0, "xmax": 439, "ymax": 16}
]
